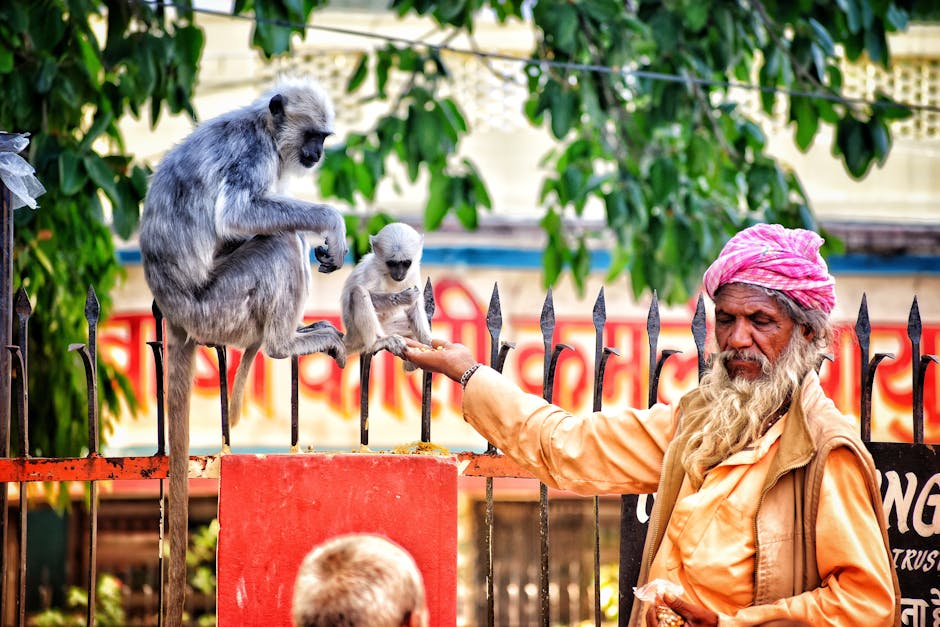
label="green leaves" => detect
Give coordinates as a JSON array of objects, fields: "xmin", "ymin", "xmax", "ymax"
[
  {"xmin": 513, "ymin": 0, "xmax": 912, "ymax": 299},
  {"xmin": 548, "ymin": 86, "xmax": 578, "ymax": 140},
  {"xmin": 649, "ymin": 158, "xmax": 679, "ymax": 208},
  {"xmin": 173, "ymin": 23, "xmax": 205, "ymax": 87},
  {"xmin": 537, "ymin": 3, "xmax": 579, "ymax": 55},
  {"xmin": 58, "ymin": 151, "xmax": 86, "ymax": 196},
  {"xmin": 347, "ymin": 54, "xmax": 370, "ymax": 92},
  {"xmin": 244, "ymin": 0, "xmax": 306, "ymax": 57},
  {"xmin": 319, "ymin": 41, "xmax": 492, "ymax": 241},
  {"xmin": 829, "ymin": 91, "xmax": 910, "ymax": 178},
  {"xmin": 835, "ymin": 116, "xmax": 865, "ymax": 177},
  {"xmin": 0, "ymin": 0, "xmax": 202, "ymax": 456},
  {"xmin": 82, "ymin": 154, "xmax": 118, "ymax": 203},
  {"xmin": 790, "ymin": 96, "xmax": 819, "ymax": 151},
  {"xmin": 425, "ymin": 163, "xmax": 491, "ymax": 231},
  {"xmin": 808, "ymin": 18, "xmax": 836, "ymax": 56}
]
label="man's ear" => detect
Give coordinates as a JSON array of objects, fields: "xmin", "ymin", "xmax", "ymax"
[
  {"xmin": 403, "ymin": 609, "xmax": 427, "ymax": 627},
  {"xmin": 802, "ymin": 324, "xmax": 814, "ymax": 341}
]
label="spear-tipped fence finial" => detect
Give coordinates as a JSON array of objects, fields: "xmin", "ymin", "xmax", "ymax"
[
  {"xmin": 692, "ymin": 294, "xmax": 707, "ymax": 381},
  {"xmin": 421, "ymin": 279, "xmax": 436, "ymax": 443}
]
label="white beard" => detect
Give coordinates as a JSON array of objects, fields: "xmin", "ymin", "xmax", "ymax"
[{"xmin": 680, "ymin": 333, "xmax": 822, "ymax": 487}]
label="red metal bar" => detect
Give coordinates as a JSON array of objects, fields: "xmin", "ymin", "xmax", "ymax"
[
  {"xmin": 0, "ymin": 452, "xmax": 532, "ymax": 483},
  {"xmin": 0, "ymin": 455, "xmax": 167, "ymax": 482},
  {"xmin": 455, "ymin": 452, "xmax": 534, "ymax": 479}
]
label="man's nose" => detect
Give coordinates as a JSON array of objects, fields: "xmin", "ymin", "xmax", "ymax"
[{"xmin": 727, "ymin": 319, "xmax": 752, "ymax": 348}]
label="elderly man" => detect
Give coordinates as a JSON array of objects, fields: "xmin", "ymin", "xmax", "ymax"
[{"xmin": 402, "ymin": 224, "xmax": 900, "ymax": 626}]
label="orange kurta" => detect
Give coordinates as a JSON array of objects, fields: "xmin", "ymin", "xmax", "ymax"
[{"xmin": 462, "ymin": 366, "xmax": 897, "ymax": 626}]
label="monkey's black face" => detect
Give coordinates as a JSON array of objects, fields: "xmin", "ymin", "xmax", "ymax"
[
  {"xmin": 386, "ymin": 259, "xmax": 412, "ymax": 282},
  {"xmin": 300, "ymin": 130, "xmax": 331, "ymax": 168}
]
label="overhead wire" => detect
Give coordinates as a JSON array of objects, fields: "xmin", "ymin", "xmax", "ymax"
[{"xmin": 142, "ymin": 0, "xmax": 940, "ymax": 115}]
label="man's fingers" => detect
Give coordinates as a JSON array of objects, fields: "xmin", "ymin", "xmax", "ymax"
[
  {"xmin": 402, "ymin": 338, "xmax": 451, "ymax": 356},
  {"xmin": 403, "ymin": 337, "xmax": 444, "ymax": 348},
  {"xmin": 663, "ymin": 592, "xmax": 692, "ymax": 614},
  {"xmin": 661, "ymin": 592, "xmax": 718, "ymax": 627}
]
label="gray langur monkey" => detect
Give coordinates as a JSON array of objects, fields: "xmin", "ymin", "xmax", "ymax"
[
  {"xmin": 341, "ymin": 223, "xmax": 432, "ymax": 368},
  {"xmin": 138, "ymin": 76, "xmax": 348, "ymax": 626}
]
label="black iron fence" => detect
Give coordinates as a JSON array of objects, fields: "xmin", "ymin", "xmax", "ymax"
[{"xmin": 1, "ymin": 177, "xmax": 939, "ymax": 625}]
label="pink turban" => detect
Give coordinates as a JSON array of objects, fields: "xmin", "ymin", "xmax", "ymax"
[{"xmin": 702, "ymin": 223, "xmax": 836, "ymax": 314}]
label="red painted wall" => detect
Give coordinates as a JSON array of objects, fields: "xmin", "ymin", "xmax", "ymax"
[{"xmin": 217, "ymin": 454, "xmax": 458, "ymax": 625}]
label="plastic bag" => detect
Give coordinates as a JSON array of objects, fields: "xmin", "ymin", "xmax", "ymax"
[
  {"xmin": 633, "ymin": 578, "xmax": 686, "ymax": 626},
  {"xmin": 0, "ymin": 132, "xmax": 45, "ymax": 210}
]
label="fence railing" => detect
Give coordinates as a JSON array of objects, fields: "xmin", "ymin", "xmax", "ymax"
[{"xmin": 1, "ymin": 175, "xmax": 939, "ymax": 624}]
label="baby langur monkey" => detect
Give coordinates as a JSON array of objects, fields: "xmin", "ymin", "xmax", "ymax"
[{"xmin": 341, "ymin": 223, "xmax": 432, "ymax": 368}]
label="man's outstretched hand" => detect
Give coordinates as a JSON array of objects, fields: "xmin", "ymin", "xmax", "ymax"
[{"xmin": 401, "ymin": 338, "xmax": 479, "ymax": 383}]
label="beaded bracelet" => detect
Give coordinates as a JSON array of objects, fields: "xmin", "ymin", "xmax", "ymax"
[{"xmin": 459, "ymin": 363, "xmax": 482, "ymax": 388}]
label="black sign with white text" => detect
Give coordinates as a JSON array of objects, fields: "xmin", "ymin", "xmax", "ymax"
[
  {"xmin": 616, "ymin": 443, "xmax": 940, "ymax": 625},
  {"xmin": 868, "ymin": 442, "xmax": 940, "ymax": 627}
]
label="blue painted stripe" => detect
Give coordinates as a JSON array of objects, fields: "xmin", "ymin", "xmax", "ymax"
[
  {"xmin": 421, "ymin": 246, "xmax": 555, "ymax": 269},
  {"xmin": 117, "ymin": 246, "xmax": 940, "ymax": 275},
  {"xmin": 119, "ymin": 248, "xmax": 142, "ymax": 264},
  {"xmin": 826, "ymin": 253, "xmax": 940, "ymax": 274}
]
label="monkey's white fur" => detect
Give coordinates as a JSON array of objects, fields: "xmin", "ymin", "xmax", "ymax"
[{"xmin": 341, "ymin": 223, "xmax": 432, "ymax": 366}]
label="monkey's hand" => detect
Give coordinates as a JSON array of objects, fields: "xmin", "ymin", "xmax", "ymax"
[
  {"xmin": 369, "ymin": 334, "xmax": 408, "ymax": 359},
  {"xmin": 327, "ymin": 342, "xmax": 347, "ymax": 368},
  {"xmin": 298, "ymin": 320, "xmax": 344, "ymax": 339},
  {"xmin": 314, "ymin": 242, "xmax": 345, "ymax": 273},
  {"xmin": 392, "ymin": 286, "xmax": 420, "ymax": 306},
  {"xmin": 294, "ymin": 320, "xmax": 347, "ymax": 368},
  {"xmin": 416, "ymin": 327, "xmax": 432, "ymax": 346},
  {"xmin": 313, "ymin": 209, "xmax": 349, "ymax": 272},
  {"xmin": 369, "ymin": 286, "xmax": 419, "ymax": 312}
]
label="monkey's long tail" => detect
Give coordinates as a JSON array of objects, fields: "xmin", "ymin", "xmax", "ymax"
[
  {"xmin": 165, "ymin": 335, "xmax": 198, "ymax": 627},
  {"xmin": 229, "ymin": 341, "xmax": 261, "ymax": 429}
]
